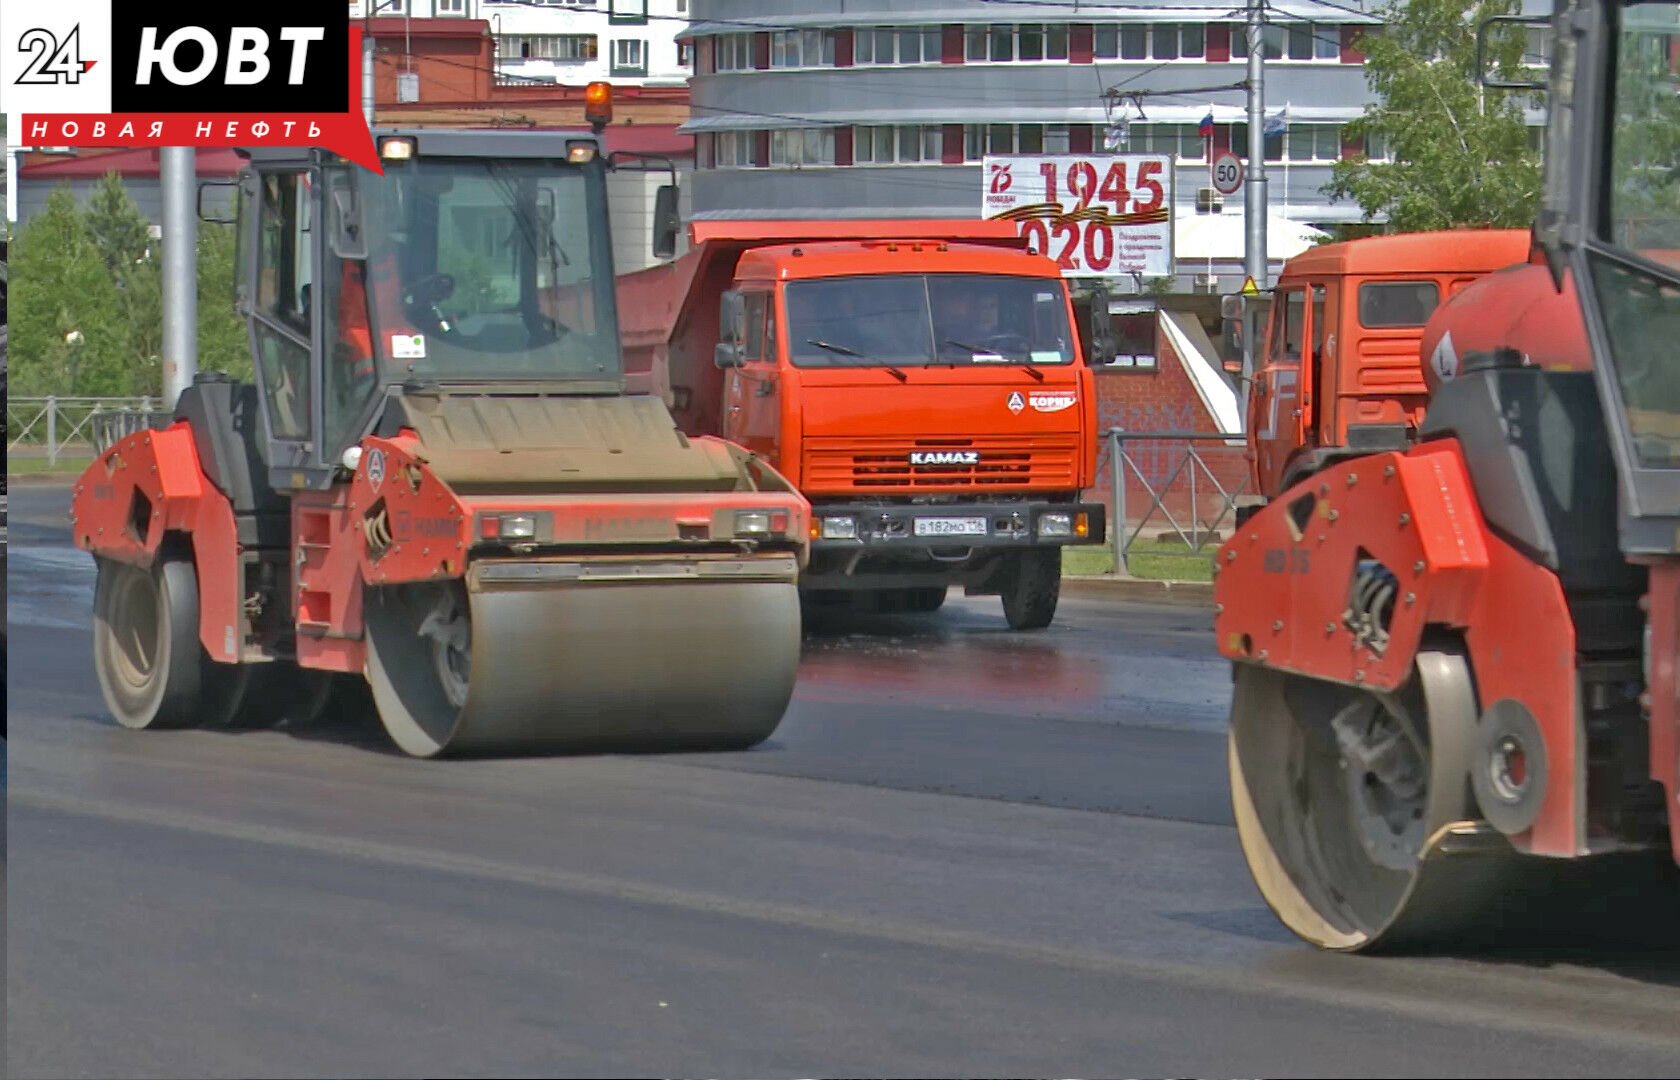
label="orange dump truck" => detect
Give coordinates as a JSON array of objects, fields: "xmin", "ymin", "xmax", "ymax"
[{"xmin": 620, "ymin": 220, "xmax": 1115, "ymax": 629}]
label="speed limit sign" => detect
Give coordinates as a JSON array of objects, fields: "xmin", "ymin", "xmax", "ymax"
[{"xmin": 1212, "ymin": 153, "xmax": 1244, "ymax": 196}]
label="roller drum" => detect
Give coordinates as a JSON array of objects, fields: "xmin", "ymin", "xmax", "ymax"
[{"xmin": 364, "ymin": 555, "xmax": 803, "ymax": 758}]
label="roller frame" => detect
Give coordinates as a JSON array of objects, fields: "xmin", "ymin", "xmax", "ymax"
[
  {"xmin": 1213, "ymin": 439, "xmax": 1589, "ymax": 858},
  {"xmin": 74, "ymin": 419, "xmax": 813, "ymax": 757}
]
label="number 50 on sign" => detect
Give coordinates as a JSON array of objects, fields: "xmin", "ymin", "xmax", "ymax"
[{"xmin": 981, "ymin": 154, "xmax": 1176, "ymax": 280}]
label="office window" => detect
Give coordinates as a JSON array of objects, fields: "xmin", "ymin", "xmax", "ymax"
[
  {"xmin": 1094, "ymin": 25, "xmax": 1119, "ymax": 59},
  {"xmin": 1316, "ymin": 24, "xmax": 1340, "ymax": 59},
  {"xmin": 713, "ymin": 131, "xmax": 752, "ymax": 168},
  {"xmin": 1153, "ymin": 23, "xmax": 1204, "ymax": 59},
  {"xmin": 1017, "ymin": 124, "xmax": 1044, "ymax": 153},
  {"xmin": 1018, "ymin": 24, "xmax": 1045, "ymax": 60},
  {"xmin": 1120, "ymin": 25, "xmax": 1147, "ymax": 59},
  {"xmin": 715, "ymin": 34, "xmax": 752, "ymax": 71},
  {"xmin": 1047, "ymin": 25, "xmax": 1069, "ymax": 59},
  {"xmin": 1365, "ymin": 131, "xmax": 1390, "ymax": 160},
  {"xmin": 966, "ymin": 26, "xmax": 988, "ymax": 60},
  {"xmin": 1045, "ymin": 124, "xmax": 1071, "ymax": 153},
  {"xmin": 1524, "ymin": 26, "xmax": 1551, "ymax": 66},
  {"xmin": 437, "ymin": 0, "xmax": 465, "ymax": 13},
  {"xmin": 770, "ymin": 30, "xmax": 834, "ymax": 67},
  {"xmin": 1233, "ymin": 22, "xmax": 1339, "ymax": 60},
  {"xmin": 991, "ymin": 23, "xmax": 1014, "ymax": 60}
]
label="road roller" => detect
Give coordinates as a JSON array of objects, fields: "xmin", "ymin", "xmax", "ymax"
[
  {"xmin": 1214, "ymin": 0, "xmax": 1680, "ymax": 950},
  {"xmin": 70, "ymin": 112, "xmax": 811, "ymax": 758}
]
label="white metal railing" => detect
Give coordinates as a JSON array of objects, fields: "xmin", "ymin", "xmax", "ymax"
[
  {"xmin": 6, "ymin": 396, "xmax": 169, "ymax": 466},
  {"xmin": 1100, "ymin": 427, "xmax": 1251, "ymax": 577}
]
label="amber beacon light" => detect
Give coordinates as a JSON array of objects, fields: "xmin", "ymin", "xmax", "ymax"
[{"xmin": 585, "ymin": 81, "xmax": 613, "ymax": 133}]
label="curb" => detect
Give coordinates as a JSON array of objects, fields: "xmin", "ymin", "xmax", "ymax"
[{"xmin": 1060, "ymin": 574, "xmax": 1214, "ymax": 608}]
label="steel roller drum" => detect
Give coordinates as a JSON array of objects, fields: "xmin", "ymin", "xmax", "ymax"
[{"xmin": 363, "ymin": 554, "xmax": 803, "ymax": 758}]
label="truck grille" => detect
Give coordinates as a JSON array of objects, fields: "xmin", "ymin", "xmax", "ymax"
[{"xmin": 803, "ymin": 437, "xmax": 1080, "ymax": 491}]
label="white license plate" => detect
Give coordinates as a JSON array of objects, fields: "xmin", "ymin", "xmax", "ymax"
[{"xmin": 913, "ymin": 516, "xmax": 988, "ymax": 537}]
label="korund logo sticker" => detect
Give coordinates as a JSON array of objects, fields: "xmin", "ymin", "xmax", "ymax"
[{"xmin": 1029, "ymin": 391, "xmax": 1077, "ymax": 413}]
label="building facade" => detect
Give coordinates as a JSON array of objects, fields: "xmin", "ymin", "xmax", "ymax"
[
  {"xmin": 482, "ymin": 0, "xmax": 694, "ymax": 87},
  {"xmin": 679, "ymin": 2, "xmax": 1386, "ymax": 242}
]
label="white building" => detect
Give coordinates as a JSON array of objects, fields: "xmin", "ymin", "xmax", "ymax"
[
  {"xmin": 482, "ymin": 0, "xmax": 693, "ymax": 87},
  {"xmin": 352, "ymin": 0, "xmax": 691, "ymax": 86}
]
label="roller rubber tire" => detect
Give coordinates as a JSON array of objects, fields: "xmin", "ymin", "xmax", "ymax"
[{"xmin": 93, "ymin": 557, "xmax": 248, "ymax": 730}]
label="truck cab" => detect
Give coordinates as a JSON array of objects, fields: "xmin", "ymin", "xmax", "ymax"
[{"xmin": 1240, "ymin": 229, "xmax": 1532, "ymax": 497}]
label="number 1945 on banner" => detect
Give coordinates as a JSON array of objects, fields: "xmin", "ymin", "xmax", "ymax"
[{"xmin": 981, "ymin": 154, "xmax": 1176, "ymax": 280}]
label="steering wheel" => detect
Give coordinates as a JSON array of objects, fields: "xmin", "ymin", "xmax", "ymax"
[
  {"xmin": 982, "ymin": 332, "xmax": 1032, "ymax": 356},
  {"xmin": 402, "ymin": 273, "xmax": 457, "ymax": 335}
]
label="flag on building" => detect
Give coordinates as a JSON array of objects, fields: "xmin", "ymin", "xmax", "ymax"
[
  {"xmin": 1198, "ymin": 110, "xmax": 1215, "ymax": 138},
  {"xmin": 1263, "ymin": 106, "xmax": 1289, "ymax": 137}
]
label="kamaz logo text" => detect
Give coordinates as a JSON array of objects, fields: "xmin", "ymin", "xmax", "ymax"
[{"xmin": 910, "ymin": 451, "xmax": 980, "ymax": 466}]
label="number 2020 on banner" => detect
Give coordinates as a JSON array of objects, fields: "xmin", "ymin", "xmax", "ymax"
[{"xmin": 987, "ymin": 157, "xmax": 1167, "ymax": 273}]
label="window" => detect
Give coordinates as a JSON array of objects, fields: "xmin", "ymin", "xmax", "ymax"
[
  {"xmin": 612, "ymin": 38, "xmax": 647, "ymax": 75},
  {"xmin": 1523, "ymin": 26, "xmax": 1551, "ymax": 66},
  {"xmin": 1019, "ymin": 23, "xmax": 1045, "ymax": 60},
  {"xmin": 608, "ymin": 0, "xmax": 648, "ymax": 25},
  {"xmin": 991, "ymin": 23, "xmax": 1013, "ymax": 60},
  {"xmin": 1358, "ymin": 282, "xmax": 1440, "ymax": 329},
  {"xmin": 1045, "ymin": 124, "xmax": 1070, "ymax": 153},
  {"xmin": 254, "ymin": 171, "xmax": 313, "ymax": 441},
  {"xmin": 854, "ymin": 125, "xmax": 941, "ymax": 164},
  {"xmin": 678, "ymin": 41, "xmax": 692, "ymax": 67},
  {"xmin": 744, "ymin": 293, "xmax": 767, "ymax": 361},
  {"xmin": 1233, "ymin": 22, "xmax": 1340, "ymax": 60},
  {"xmin": 714, "ymin": 33, "xmax": 752, "ymax": 71},
  {"xmin": 770, "ymin": 29, "xmax": 836, "ymax": 67},
  {"xmin": 713, "ymin": 131, "xmax": 752, "ymax": 167},
  {"xmin": 770, "ymin": 128, "xmax": 835, "ymax": 166},
  {"xmin": 436, "ymin": 0, "xmax": 465, "ymax": 13},
  {"xmin": 1286, "ymin": 124, "xmax": 1343, "ymax": 161},
  {"xmin": 1120, "ymin": 25, "xmax": 1147, "ymax": 59},
  {"xmin": 1047, "ymin": 25, "xmax": 1069, "ymax": 59},
  {"xmin": 1094, "ymin": 24, "xmax": 1119, "ymax": 59},
  {"xmin": 1364, "ymin": 131, "xmax": 1390, "ymax": 160},
  {"xmin": 499, "ymin": 35, "xmax": 597, "ymax": 61},
  {"xmin": 1106, "ymin": 302, "xmax": 1158, "ymax": 369}
]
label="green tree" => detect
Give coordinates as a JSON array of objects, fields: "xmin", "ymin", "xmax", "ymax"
[
  {"xmin": 86, "ymin": 171, "xmax": 165, "ymax": 392},
  {"xmin": 1325, "ymin": 0, "xmax": 1543, "ymax": 231},
  {"xmin": 9, "ymin": 184, "xmax": 133, "ymax": 396},
  {"xmin": 196, "ymin": 219, "xmax": 252, "ymax": 383}
]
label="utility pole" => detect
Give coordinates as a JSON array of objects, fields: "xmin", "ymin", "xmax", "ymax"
[
  {"xmin": 1241, "ymin": 0, "xmax": 1270, "ymax": 378},
  {"xmin": 160, "ymin": 147, "xmax": 197, "ymax": 409},
  {"xmin": 363, "ymin": 14, "xmax": 377, "ymax": 128},
  {"xmin": 1245, "ymin": 0, "xmax": 1269, "ymax": 292}
]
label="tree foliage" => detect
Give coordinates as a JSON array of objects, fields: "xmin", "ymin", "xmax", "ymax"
[
  {"xmin": 1325, "ymin": 0, "xmax": 1545, "ymax": 231},
  {"xmin": 9, "ymin": 176, "xmax": 246, "ymax": 398}
]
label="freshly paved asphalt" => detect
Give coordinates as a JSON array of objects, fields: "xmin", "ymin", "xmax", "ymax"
[{"xmin": 7, "ymin": 482, "xmax": 1679, "ymax": 1079}]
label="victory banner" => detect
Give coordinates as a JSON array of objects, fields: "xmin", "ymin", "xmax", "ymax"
[{"xmin": 982, "ymin": 153, "xmax": 1176, "ymax": 280}]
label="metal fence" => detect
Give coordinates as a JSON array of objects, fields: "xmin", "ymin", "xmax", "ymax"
[
  {"xmin": 1099, "ymin": 428, "xmax": 1250, "ymax": 578},
  {"xmin": 6, "ymin": 396, "xmax": 168, "ymax": 466}
]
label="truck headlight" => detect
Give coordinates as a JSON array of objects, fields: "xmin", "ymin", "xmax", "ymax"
[
  {"xmin": 1038, "ymin": 512, "xmax": 1073, "ymax": 537},
  {"xmin": 820, "ymin": 516, "xmax": 857, "ymax": 540}
]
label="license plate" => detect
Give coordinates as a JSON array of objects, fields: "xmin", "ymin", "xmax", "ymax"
[{"xmin": 913, "ymin": 516, "xmax": 988, "ymax": 537}]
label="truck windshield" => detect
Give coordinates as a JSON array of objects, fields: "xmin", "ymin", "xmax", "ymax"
[
  {"xmin": 1594, "ymin": 0, "xmax": 1680, "ymax": 465},
  {"xmin": 785, "ymin": 273, "xmax": 1075, "ymax": 368},
  {"xmin": 355, "ymin": 157, "xmax": 621, "ymax": 383}
]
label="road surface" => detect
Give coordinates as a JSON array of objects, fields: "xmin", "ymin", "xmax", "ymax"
[{"xmin": 6, "ymin": 483, "xmax": 1678, "ymax": 1079}]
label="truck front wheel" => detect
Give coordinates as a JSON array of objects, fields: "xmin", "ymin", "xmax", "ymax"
[{"xmin": 1000, "ymin": 549, "xmax": 1061, "ymax": 630}]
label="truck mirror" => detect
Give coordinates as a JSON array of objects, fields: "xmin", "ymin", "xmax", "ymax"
[
  {"xmin": 1087, "ymin": 286, "xmax": 1117, "ymax": 365},
  {"xmin": 714, "ymin": 342, "xmax": 745, "ymax": 369},
  {"xmin": 196, "ymin": 179, "xmax": 239, "ymax": 225},
  {"xmin": 652, "ymin": 184, "xmax": 680, "ymax": 260},
  {"xmin": 1220, "ymin": 294, "xmax": 1244, "ymax": 321},
  {"xmin": 719, "ymin": 289, "xmax": 747, "ymax": 345}
]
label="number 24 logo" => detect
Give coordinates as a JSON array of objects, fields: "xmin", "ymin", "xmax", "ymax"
[{"xmin": 15, "ymin": 26, "xmax": 91, "ymax": 84}]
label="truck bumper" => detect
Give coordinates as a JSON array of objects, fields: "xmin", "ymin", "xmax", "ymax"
[{"xmin": 807, "ymin": 499, "xmax": 1106, "ymax": 554}]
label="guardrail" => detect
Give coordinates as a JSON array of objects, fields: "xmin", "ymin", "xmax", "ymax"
[
  {"xmin": 6, "ymin": 396, "xmax": 168, "ymax": 466},
  {"xmin": 1099, "ymin": 428, "xmax": 1250, "ymax": 578}
]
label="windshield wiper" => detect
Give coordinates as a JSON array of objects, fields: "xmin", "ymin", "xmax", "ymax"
[
  {"xmin": 806, "ymin": 339, "xmax": 908, "ymax": 381},
  {"xmin": 943, "ymin": 340, "xmax": 1045, "ymax": 380}
]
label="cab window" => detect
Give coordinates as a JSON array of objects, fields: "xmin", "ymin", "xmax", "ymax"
[{"xmin": 1358, "ymin": 281, "xmax": 1439, "ymax": 328}]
